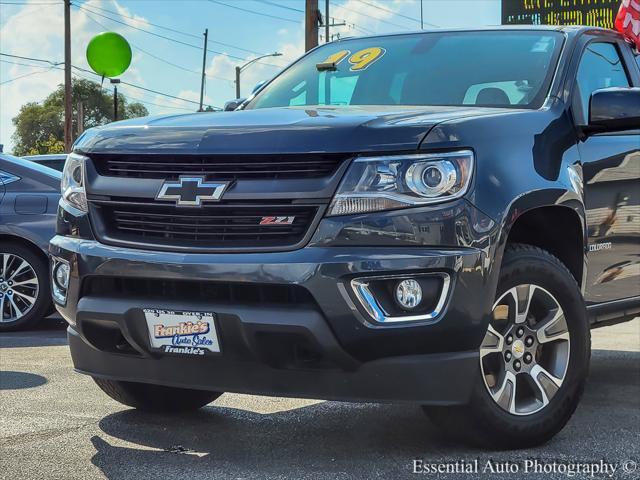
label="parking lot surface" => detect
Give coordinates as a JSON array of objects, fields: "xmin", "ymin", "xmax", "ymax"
[{"xmin": 0, "ymin": 317, "xmax": 638, "ymax": 480}]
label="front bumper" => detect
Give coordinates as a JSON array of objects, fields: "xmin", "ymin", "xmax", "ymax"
[{"xmin": 51, "ymin": 235, "xmax": 493, "ymax": 404}]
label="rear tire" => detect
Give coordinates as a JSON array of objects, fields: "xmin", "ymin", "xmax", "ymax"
[
  {"xmin": 93, "ymin": 377, "xmax": 222, "ymax": 413},
  {"xmin": 0, "ymin": 242, "xmax": 51, "ymax": 332},
  {"xmin": 425, "ymin": 243, "xmax": 590, "ymax": 449}
]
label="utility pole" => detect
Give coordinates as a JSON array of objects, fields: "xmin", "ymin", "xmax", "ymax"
[
  {"xmin": 64, "ymin": 0, "xmax": 72, "ymax": 152},
  {"xmin": 235, "ymin": 66, "xmax": 241, "ymax": 99},
  {"xmin": 420, "ymin": 0, "xmax": 424, "ymax": 29},
  {"xmin": 77, "ymin": 101, "xmax": 84, "ymax": 137},
  {"xmin": 199, "ymin": 28, "xmax": 208, "ymax": 112},
  {"xmin": 305, "ymin": 0, "xmax": 319, "ymax": 51},
  {"xmin": 325, "ymin": 0, "xmax": 330, "ymax": 45},
  {"xmin": 111, "ymin": 79, "xmax": 120, "ymax": 121},
  {"xmin": 320, "ymin": 0, "xmax": 345, "ymax": 44}
]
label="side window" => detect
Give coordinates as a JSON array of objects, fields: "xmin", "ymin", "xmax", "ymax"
[{"xmin": 574, "ymin": 43, "xmax": 630, "ymax": 124}]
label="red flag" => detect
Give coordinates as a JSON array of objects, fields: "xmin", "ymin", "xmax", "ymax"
[{"xmin": 615, "ymin": 0, "xmax": 640, "ymax": 51}]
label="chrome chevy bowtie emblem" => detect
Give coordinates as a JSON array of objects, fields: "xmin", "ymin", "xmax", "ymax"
[{"xmin": 156, "ymin": 176, "xmax": 230, "ymax": 207}]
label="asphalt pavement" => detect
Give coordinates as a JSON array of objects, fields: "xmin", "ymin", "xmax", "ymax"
[{"xmin": 0, "ymin": 316, "xmax": 638, "ymax": 480}]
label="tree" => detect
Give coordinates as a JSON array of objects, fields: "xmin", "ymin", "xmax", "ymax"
[{"xmin": 11, "ymin": 79, "xmax": 148, "ymax": 156}]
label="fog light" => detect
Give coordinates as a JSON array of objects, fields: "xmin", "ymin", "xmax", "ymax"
[
  {"xmin": 395, "ymin": 279, "xmax": 422, "ymax": 310},
  {"xmin": 54, "ymin": 262, "xmax": 70, "ymax": 289},
  {"xmin": 51, "ymin": 258, "xmax": 70, "ymax": 305}
]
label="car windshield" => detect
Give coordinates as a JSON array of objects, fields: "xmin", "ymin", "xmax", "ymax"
[{"xmin": 247, "ymin": 31, "xmax": 564, "ymax": 110}]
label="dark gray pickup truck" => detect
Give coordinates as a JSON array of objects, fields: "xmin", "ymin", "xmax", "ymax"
[{"xmin": 50, "ymin": 26, "xmax": 640, "ymax": 448}]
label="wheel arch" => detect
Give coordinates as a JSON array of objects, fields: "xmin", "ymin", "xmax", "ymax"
[
  {"xmin": 0, "ymin": 233, "xmax": 50, "ymax": 265},
  {"xmin": 498, "ymin": 201, "xmax": 586, "ymax": 291}
]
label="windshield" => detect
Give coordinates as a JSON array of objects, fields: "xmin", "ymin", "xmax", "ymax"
[{"xmin": 247, "ymin": 31, "xmax": 564, "ymax": 110}]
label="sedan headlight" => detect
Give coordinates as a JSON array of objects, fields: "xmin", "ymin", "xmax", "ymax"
[
  {"xmin": 328, "ymin": 150, "xmax": 474, "ymax": 216},
  {"xmin": 61, "ymin": 152, "xmax": 88, "ymax": 212}
]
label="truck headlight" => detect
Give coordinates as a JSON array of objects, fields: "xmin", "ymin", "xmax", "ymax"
[
  {"xmin": 328, "ymin": 150, "xmax": 473, "ymax": 216},
  {"xmin": 61, "ymin": 152, "xmax": 88, "ymax": 212}
]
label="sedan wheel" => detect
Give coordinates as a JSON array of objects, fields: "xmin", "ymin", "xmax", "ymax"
[
  {"xmin": 0, "ymin": 253, "xmax": 40, "ymax": 323},
  {"xmin": 0, "ymin": 243, "xmax": 51, "ymax": 331}
]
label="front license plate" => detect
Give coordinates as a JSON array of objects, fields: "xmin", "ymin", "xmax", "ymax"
[{"xmin": 144, "ymin": 309, "xmax": 221, "ymax": 356}]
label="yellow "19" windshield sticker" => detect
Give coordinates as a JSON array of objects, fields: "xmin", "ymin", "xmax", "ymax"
[
  {"xmin": 319, "ymin": 47, "xmax": 386, "ymax": 72},
  {"xmin": 348, "ymin": 47, "xmax": 385, "ymax": 71}
]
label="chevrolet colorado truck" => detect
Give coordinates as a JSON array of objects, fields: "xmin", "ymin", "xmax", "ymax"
[{"xmin": 50, "ymin": 26, "xmax": 640, "ymax": 448}]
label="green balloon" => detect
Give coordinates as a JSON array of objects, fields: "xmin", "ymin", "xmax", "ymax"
[{"xmin": 86, "ymin": 32, "xmax": 132, "ymax": 78}]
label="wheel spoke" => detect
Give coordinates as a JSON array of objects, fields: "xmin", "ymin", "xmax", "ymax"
[
  {"xmin": 510, "ymin": 284, "xmax": 535, "ymax": 324},
  {"xmin": 529, "ymin": 364, "xmax": 563, "ymax": 406},
  {"xmin": 535, "ymin": 309, "xmax": 570, "ymax": 344},
  {"xmin": 12, "ymin": 290, "xmax": 36, "ymax": 304},
  {"xmin": 492, "ymin": 371, "xmax": 517, "ymax": 413},
  {"xmin": 11, "ymin": 277, "xmax": 38, "ymax": 288},
  {"xmin": 0, "ymin": 295, "xmax": 6, "ymax": 321},
  {"xmin": 480, "ymin": 324, "xmax": 504, "ymax": 358},
  {"xmin": 8, "ymin": 295, "xmax": 23, "ymax": 319},
  {"xmin": 1, "ymin": 253, "xmax": 9, "ymax": 278},
  {"xmin": 8, "ymin": 260, "xmax": 29, "ymax": 280}
]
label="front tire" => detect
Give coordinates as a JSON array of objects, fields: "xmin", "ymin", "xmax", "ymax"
[
  {"xmin": 425, "ymin": 244, "xmax": 590, "ymax": 449},
  {"xmin": 93, "ymin": 377, "xmax": 222, "ymax": 413}
]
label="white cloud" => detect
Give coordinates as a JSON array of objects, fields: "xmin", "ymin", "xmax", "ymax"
[
  {"xmin": 110, "ymin": 0, "xmax": 150, "ymax": 29},
  {"xmin": 0, "ymin": 0, "xmax": 150, "ymax": 153}
]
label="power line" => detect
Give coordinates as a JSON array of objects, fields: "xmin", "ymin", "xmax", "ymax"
[
  {"xmin": 133, "ymin": 41, "xmax": 234, "ymax": 83},
  {"xmin": 257, "ymin": 0, "xmax": 304, "ymax": 14},
  {"xmin": 330, "ymin": 1, "xmax": 414, "ymax": 30},
  {"xmin": 72, "ymin": 64, "xmax": 221, "ymax": 109},
  {"xmin": 0, "ymin": 53, "xmax": 62, "ymax": 66},
  {"xmin": 0, "ymin": 52, "xmax": 220, "ymax": 109},
  {"xmin": 207, "ymin": 0, "xmax": 300, "ymax": 24},
  {"xmin": 81, "ymin": 1, "xmax": 269, "ymax": 57},
  {"xmin": 1, "ymin": 66, "xmax": 54, "ymax": 85},
  {"xmin": 357, "ymin": 0, "xmax": 439, "ymax": 28},
  {"xmin": 1, "ymin": 58, "xmax": 55, "ymax": 69},
  {"xmin": 74, "ymin": 3, "xmax": 285, "ymax": 69},
  {"xmin": 0, "ymin": 1, "xmax": 59, "ymax": 4},
  {"xmin": 71, "ymin": 71, "xmax": 194, "ymax": 112},
  {"xmin": 82, "ymin": 11, "xmax": 235, "ymax": 83}
]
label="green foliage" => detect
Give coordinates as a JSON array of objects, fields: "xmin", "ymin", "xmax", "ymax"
[
  {"xmin": 26, "ymin": 135, "xmax": 66, "ymax": 156},
  {"xmin": 11, "ymin": 79, "xmax": 148, "ymax": 156}
]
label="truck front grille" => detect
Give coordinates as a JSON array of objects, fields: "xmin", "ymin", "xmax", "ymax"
[
  {"xmin": 82, "ymin": 277, "xmax": 317, "ymax": 306},
  {"xmin": 90, "ymin": 202, "xmax": 320, "ymax": 252},
  {"xmin": 89, "ymin": 153, "xmax": 346, "ymax": 180}
]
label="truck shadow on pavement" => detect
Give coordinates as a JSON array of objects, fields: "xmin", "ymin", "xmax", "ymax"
[{"xmin": 87, "ymin": 349, "xmax": 639, "ymax": 479}]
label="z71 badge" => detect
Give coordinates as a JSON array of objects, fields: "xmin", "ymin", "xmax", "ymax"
[{"xmin": 260, "ymin": 216, "xmax": 296, "ymax": 225}]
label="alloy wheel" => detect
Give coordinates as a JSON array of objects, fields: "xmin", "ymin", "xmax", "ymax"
[
  {"xmin": 480, "ymin": 284, "xmax": 571, "ymax": 416},
  {"xmin": 0, "ymin": 253, "xmax": 40, "ymax": 323}
]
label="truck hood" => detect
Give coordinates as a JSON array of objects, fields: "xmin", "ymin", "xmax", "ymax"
[{"xmin": 76, "ymin": 105, "xmax": 518, "ymax": 155}]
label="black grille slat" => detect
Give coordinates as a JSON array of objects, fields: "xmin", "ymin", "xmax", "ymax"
[
  {"xmin": 81, "ymin": 277, "xmax": 317, "ymax": 306},
  {"xmin": 90, "ymin": 153, "xmax": 347, "ymax": 180},
  {"xmin": 94, "ymin": 203, "xmax": 319, "ymax": 250},
  {"xmin": 116, "ymin": 227, "xmax": 305, "ymax": 236}
]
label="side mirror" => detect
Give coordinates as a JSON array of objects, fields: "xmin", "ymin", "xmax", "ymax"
[
  {"xmin": 589, "ymin": 87, "xmax": 640, "ymax": 131},
  {"xmin": 252, "ymin": 80, "xmax": 267, "ymax": 95},
  {"xmin": 224, "ymin": 98, "xmax": 246, "ymax": 111}
]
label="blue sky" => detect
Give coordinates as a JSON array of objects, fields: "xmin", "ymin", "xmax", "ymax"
[{"xmin": 0, "ymin": 0, "xmax": 501, "ymax": 152}]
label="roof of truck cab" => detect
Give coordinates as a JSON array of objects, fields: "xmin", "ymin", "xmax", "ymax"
[{"xmin": 335, "ymin": 25, "xmax": 622, "ymax": 42}]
